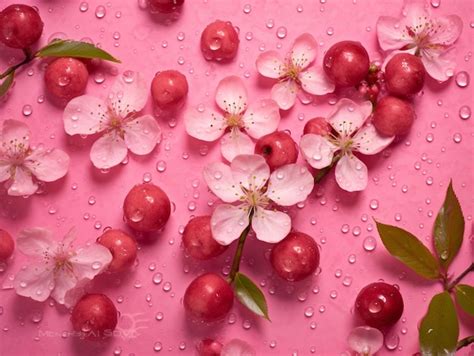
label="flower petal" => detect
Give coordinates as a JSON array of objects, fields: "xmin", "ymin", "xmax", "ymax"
[
  {"xmin": 267, "ymin": 164, "xmax": 314, "ymax": 206},
  {"xmin": 211, "ymin": 204, "xmax": 250, "ymax": 245},
  {"xmin": 230, "ymin": 154, "xmax": 270, "ymax": 191},
  {"xmin": 50, "ymin": 268, "xmax": 78, "ymax": 305},
  {"xmin": 328, "ymin": 98, "xmax": 372, "ymax": 137},
  {"xmin": 242, "ymin": 99, "xmax": 280, "ymax": 138},
  {"xmin": 353, "ymin": 124, "xmax": 394, "ymax": 155},
  {"xmin": 252, "ymin": 207, "xmax": 291, "ymax": 244},
  {"xmin": 203, "ymin": 161, "xmax": 241, "ymax": 203},
  {"xmin": 23, "ymin": 148, "xmax": 70, "ymax": 182},
  {"xmin": 17, "ymin": 227, "xmax": 55, "ymax": 256},
  {"xmin": 220, "ymin": 128, "xmax": 255, "ymax": 163},
  {"xmin": 14, "ymin": 262, "xmax": 54, "ymax": 302},
  {"xmin": 420, "ymin": 46, "xmax": 457, "ymax": 82},
  {"xmin": 124, "ymin": 115, "xmax": 162, "ymax": 155},
  {"xmin": 90, "ymin": 132, "xmax": 128, "ymax": 169},
  {"xmin": 300, "ymin": 134, "xmax": 338, "ymax": 169},
  {"xmin": 0, "ymin": 161, "xmax": 12, "ymax": 182},
  {"xmin": 215, "ymin": 76, "xmax": 248, "ymax": 114},
  {"xmin": 298, "ymin": 66, "xmax": 335, "ymax": 95},
  {"xmin": 1, "ymin": 119, "xmax": 30, "ymax": 150},
  {"xmin": 256, "ymin": 51, "xmax": 285, "ymax": 79},
  {"xmin": 335, "ymin": 154, "xmax": 368, "ymax": 192},
  {"xmin": 69, "ymin": 243, "xmax": 113, "ymax": 281},
  {"xmin": 63, "ymin": 95, "xmax": 108, "ymax": 136},
  {"xmin": 376, "ymin": 15, "xmax": 413, "ymax": 51},
  {"xmin": 429, "ymin": 15, "xmax": 463, "ymax": 47},
  {"xmin": 290, "ymin": 33, "xmax": 318, "ymax": 70},
  {"xmin": 108, "ymin": 71, "xmax": 148, "ymax": 117},
  {"xmin": 184, "ymin": 106, "xmax": 227, "ymax": 141},
  {"xmin": 271, "ymin": 80, "xmax": 298, "ymax": 110},
  {"xmin": 347, "ymin": 326, "xmax": 383, "ymax": 355},
  {"xmin": 8, "ymin": 166, "xmax": 38, "ymax": 196}
]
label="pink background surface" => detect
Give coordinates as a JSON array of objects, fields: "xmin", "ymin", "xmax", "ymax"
[{"xmin": 0, "ymin": 0, "xmax": 473, "ymax": 355}]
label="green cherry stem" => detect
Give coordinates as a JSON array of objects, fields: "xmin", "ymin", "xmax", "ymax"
[
  {"xmin": 447, "ymin": 262, "xmax": 474, "ymax": 291},
  {"xmin": 228, "ymin": 211, "xmax": 254, "ymax": 283},
  {"xmin": 314, "ymin": 155, "xmax": 340, "ymax": 184},
  {"xmin": 0, "ymin": 48, "xmax": 34, "ymax": 80},
  {"xmin": 457, "ymin": 335, "xmax": 474, "ymax": 351}
]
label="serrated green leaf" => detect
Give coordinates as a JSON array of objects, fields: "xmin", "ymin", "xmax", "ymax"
[
  {"xmin": 455, "ymin": 284, "xmax": 474, "ymax": 317},
  {"xmin": 233, "ymin": 272, "xmax": 270, "ymax": 320},
  {"xmin": 36, "ymin": 40, "xmax": 120, "ymax": 63},
  {"xmin": 0, "ymin": 72, "xmax": 14, "ymax": 98},
  {"xmin": 375, "ymin": 221, "xmax": 440, "ymax": 280},
  {"xmin": 433, "ymin": 181, "xmax": 465, "ymax": 269},
  {"xmin": 419, "ymin": 291, "xmax": 459, "ymax": 355}
]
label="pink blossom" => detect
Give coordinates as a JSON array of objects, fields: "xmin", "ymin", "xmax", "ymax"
[
  {"xmin": 0, "ymin": 120, "xmax": 69, "ymax": 197},
  {"xmin": 300, "ymin": 99, "xmax": 394, "ymax": 192},
  {"xmin": 203, "ymin": 154, "xmax": 314, "ymax": 245},
  {"xmin": 13, "ymin": 227, "xmax": 112, "ymax": 307},
  {"xmin": 184, "ymin": 76, "xmax": 280, "ymax": 162},
  {"xmin": 377, "ymin": 0, "xmax": 463, "ymax": 82},
  {"xmin": 347, "ymin": 326, "xmax": 383, "ymax": 355},
  {"xmin": 256, "ymin": 33, "xmax": 335, "ymax": 110},
  {"xmin": 63, "ymin": 71, "xmax": 162, "ymax": 169}
]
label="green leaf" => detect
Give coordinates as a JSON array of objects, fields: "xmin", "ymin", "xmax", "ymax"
[
  {"xmin": 0, "ymin": 72, "xmax": 14, "ymax": 98},
  {"xmin": 233, "ymin": 272, "xmax": 270, "ymax": 320},
  {"xmin": 36, "ymin": 40, "xmax": 120, "ymax": 63},
  {"xmin": 419, "ymin": 291, "xmax": 459, "ymax": 355},
  {"xmin": 455, "ymin": 284, "xmax": 474, "ymax": 317},
  {"xmin": 433, "ymin": 181, "xmax": 465, "ymax": 269},
  {"xmin": 375, "ymin": 220, "xmax": 440, "ymax": 280}
]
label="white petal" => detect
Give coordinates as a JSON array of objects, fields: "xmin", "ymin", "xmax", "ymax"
[
  {"xmin": 353, "ymin": 124, "xmax": 394, "ymax": 155},
  {"xmin": 230, "ymin": 154, "xmax": 270, "ymax": 191},
  {"xmin": 328, "ymin": 98, "xmax": 372, "ymax": 137},
  {"xmin": 215, "ymin": 76, "xmax": 248, "ymax": 114},
  {"xmin": 300, "ymin": 134, "xmax": 338, "ymax": 169},
  {"xmin": 251, "ymin": 208, "xmax": 291, "ymax": 244},
  {"xmin": 108, "ymin": 71, "xmax": 148, "ymax": 117},
  {"xmin": 335, "ymin": 154, "xmax": 368, "ymax": 192},
  {"xmin": 14, "ymin": 262, "xmax": 55, "ymax": 302},
  {"xmin": 267, "ymin": 164, "xmax": 314, "ymax": 206},
  {"xmin": 17, "ymin": 227, "xmax": 55, "ymax": 256},
  {"xmin": 203, "ymin": 161, "xmax": 241, "ymax": 203},
  {"xmin": 211, "ymin": 204, "xmax": 250, "ymax": 245},
  {"xmin": 8, "ymin": 166, "xmax": 38, "ymax": 197},
  {"xmin": 241, "ymin": 99, "xmax": 280, "ymax": 139},
  {"xmin": 184, "ymin": 106, "xmax": 227, "ymax": 142},
  {"xmin": 90, "ymin": 132, "xmax": 128, "ymax": 169},
  {"xmin": 69, "ymin": 244, "xmax": 113, "ymax": 281},
  {"xmin": 220, "ymin": 128, "xmax": 255, "ymax": 162}
]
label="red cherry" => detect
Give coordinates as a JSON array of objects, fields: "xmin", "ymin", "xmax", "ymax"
[
  {"xmin": 355, "ymin": 282, "xmax": 404, "ymax": 329},
  {"xmin": 97, "ymin": 229, "xmax": 137, "ymax": 273},
  {"xmin": 0, "ymin": 4, "xmax": 43, "ymax": 49},
  {"xmin": 270, "ymin": 232, "xmax": 320, "ymax": 282},
  {"xmin": 323, "ymin": 41, "xmax": 370, "ymax": 87},
  {"xmin": 123, "ymin": 183, "xmax": 171, "ymax": 233},
  {"xmin": 385, "ymin": 53, "xmax": 425, "ymax": 98},
  {"xmin": 148, "ymin": 0, "xmax": 184, "ymax": 13},
  {"xmin": 196, "ymin": 338, "xmax": 223, "ymax": 356},
  {"xmin": 372, "ymin": 96, "xmax": 415, "ymax": 137},
  {"xmin": 303, "ymin": 117, "xmax": 331, "ymax": 136},
  {"xmin": 254, "ymin": 131, "xmax": 298, "ymax": 171},
  {"xmin": 71, "ymin": 294, "xmax": 118, "ymax": 339},
  {"xmin": 183, "ymin": 273, "xmax": 234, "ymax": 322},
  {"xmin": 151, "ymin": 70, "xmax": 188, "ymax": 111},
  {"xmin": 44, "ymin": 57, "xmax": 89, "ymax": 103},
  {"xmin": 200, "ymin": 20, "xmax": 239, "ymax": 62},
  {"xmin": 0, "ymin": 229, "xmax": 14, "ymax": 260},
  {"xmin": 182, "ymin": 216, "xmax": 227, "ymax": 260}
]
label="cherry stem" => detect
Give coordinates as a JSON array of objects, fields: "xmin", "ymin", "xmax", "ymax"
[
  {"xmin": 314, "ymin": 156, "xmax": 340, "ymax": 184},
  {"xmin": 0, "ymin": 48, "xmax": 34, "ymax": 80},
  {"xmin": 457, "ymin": 335, "xmax": 474, "ymax": 351},
  {"xmin": 228, "ymin": 211, "xmax": 254, "ymax": 283},
  {"xmin": 447, "ymin": 262, "xmax": 474, "ymax": 291}
]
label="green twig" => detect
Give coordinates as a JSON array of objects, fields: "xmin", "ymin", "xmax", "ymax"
[
  {"xmin": 0, "ymin": 48, "xmax": 34, "ymax": 80},
  {"xmin": 314, "ymin": 156, "xmax": 340, "ymax": 184},
  {"xmin": 228, "ymin": 211, "xmax": 253, "ymax": 282},
  {"xmin": 457, "ymin": 336, "xmax": 474, "ymax": 351},
  {"xmin": 447, "ymin": 262, "xmax": 474, "ymax": 291}
]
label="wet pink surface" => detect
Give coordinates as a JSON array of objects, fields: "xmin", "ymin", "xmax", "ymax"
[{"xmin": 0, "ymin": 0, "xmax": 473, "ymax": 355}]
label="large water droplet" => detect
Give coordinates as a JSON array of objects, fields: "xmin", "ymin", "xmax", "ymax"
[{"xmin": 455, "ymin": 71, "xmax": 470, "ymax": 88}]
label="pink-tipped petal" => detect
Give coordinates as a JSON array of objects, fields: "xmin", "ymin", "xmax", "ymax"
[
  {"xmin": 108, "ymin": 72, "xmax": 148, "ymax": 117},
  {"xmin": 252, "ymin": 207, "xmax": 291, "ymax": 243},
  {"xmin": 1, "ymin": 119, "xmax": 30, "ymax": 150},
  {"xmin": 220, "ymin": 128, "xmax": 255, "ymax": 163},
  {"xmin": 0, "ymin": 162, "xmax": 11, "ymax": 182},
  {"xmin": 184, "ymin": 106, "xmax": 227, "ymax": 141},
  {"xmin": 8, "ymin": 166, "xmax": 38, "ymax": 197},
  {"xmin": 13, "ymin": 262, "xmax": 54, "ymax": 302},
  {"xmin": 347, "ymin": 326, "xmax": 384, "ymax": 355},
  {"xmin": 124, "ymin": 115, "xmax": 162, "ymax": 155},
  {"xmin": 90, "ymin": 132, "xmax": 128, "ymax": 169},
  {"xmin": 17, "ymin": 227, "xmax": 55, "ymax": 256},
  {"xmin": 328, "ymin": 98, "xmax": 372, "ymax": 137},
  {"xmin": 215, "ymin": 76, "xmax": 248, "ymax": 114},
  {"xmin": 271, "ymin": 80, "xmax": 298, "ymax": 110},
  {"xmin": 211, "ymin": 204, "xmax": 250, "ymax": 245},
  {"xmin": 420, "ymin": 46, "xmax": 457, "ymax": 82},
  {"xmin": 242, "ymin": 99, "xmax": 280, "ymax": 139},
  {"xmin": 290, "ymin": 33, "xmax": 318, "ymax": 70},
  {"xmin": 376, "ymin": 16, "xmax": 413, "ymax": 51},
  {"xmin": 50, "ymin": 268, "xmax": 78, "ymax": 305},
  {"xmin": 69, "ymin": 244, "xmax": 113, "ymax": 281},
  {"xmin": 403, "ymin": 0, "xmax": 430, "ymax": 27},
  {"xmin": 300, "ymin": 134, "xmax": 338, "ymax": 169},
  {"xmin": 335, "ymin": 154, "xmax": 368, "ymax": 192},
  {"xmin": 24, "ymin": 148, "xmax": 70, "ymax": 182},
  {"xmin": 203, "ymin": 161, "xmax": 241, "ymax": 203},
  {"xmin": 256, "ymin": 51, "xmax": 285, "ymax": 79},
  {"xmin": 299, "ymin": 66, "xmax": 336, "ymax": 96},
  {"xmin": 230, "ymin": 154, "xmax": 270, "ymax": 191},
  {"xmin": 267, "ymin": 164, "xmax": 314, "ymax": 206},
  {"xmin": 63, "ymin": 95, "xmax": 108, "ymax": 136},
  {"xmin": 430, "ymin": 15, "xmax": 463, "ymax": 46},
  {"xmin": 353, "ymin": 124, "xmax": 394, "ymax": 155}
]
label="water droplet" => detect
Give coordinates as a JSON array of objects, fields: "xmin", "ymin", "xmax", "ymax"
[
  {"xmin": 156, "ymin": 160, "xmax": 167, "ymax": 172},
  {"xmin": 425, "ymin": 133, "xmax": 434, "ymax": 143},
  {"xmin": 276, "ymin": 26, "xmax": 287, "ymax": 39},
  {"xmin": 341, "ymin": 224, "xmax": 350, "ymax": 234},
  {"xmin": 152, "ymin": 272, "xmax": 162, "ymax": 285},
  {"xmin": 265, "ymin": 19, "xmax": 274, "ymax": 29},
  {"xmin": 243, "ymin": 3, "xmax": 252, "ymax": 14},
  {"xmin": 242, "ymin": 319, "xmax": 252, "ymax": 329},
  {"xmin": 330, "ymin": 290, "xmax": 337, "ymax": 299},
  {"xmin": 155, "ymin": 312, "xmax": 164, "ymax": 321},
  {"xmin": 453, "ymin": 132, "xmax": 462, "ymax": 143},
  {"xmin": 88, "ymin": 196, "xmax": 96, "ymax": 205},
  {"xmin": 326, "ymin": 27, "xmax": 334, "ymax": 36},
  {"xmin": 22, "ymin": 105, "xmax": 33, "ymax": 117},
  {"xmin": 296, "ymin": 4, "xmax": 304, "ymax": 12},
  {"xmin": 304, "ymin": 307, "xmax": 314, "ymax": 317},
  {"xmin": 455, "ymin": 71, "xmax": 470, "ymax": 88},
  {"xmin": 79, "ymin": 2, "xmax": 89, "ymax": 12},
  {"xmin": 343, "ymin": 275, "xmax": 353, "ymax": 286},
  {"xmin": 363, "ymin": 236, "xmax": 377, "ymax": 252},
  {"xmin": 369, "ymin": 199, "xmax": 379, "ymax": 210},
  {"xmin": 187, "ymin": 201, "xmax": 196, "ymax": 211},
  {"xmin": 31, "ymin": 311, "xmax": 43, "ymax": 323},
  {"xmin": 162, "ymin": 281, "xmax": 172, "ymax": 292},
  {"xmin": 426, "ymin": 176, "xmax": 434, "ymax": 185},
  {"xmin": 384, "ymin": 334, "xmax": 400, "ymax": 350},
  {"xmin": 348, "ymin": 254, "xmax": 356, "ymax": 264},
  {"xmin": 153, "ymin": 342, "xmax": 162, "ymax": 352},
  {"xmin": 352, "ymin": 226, "xmax": 361, "ymax": 237},
  {"xmin": 143, "ymin": 172, "xmax": 152, "ymax": 183},
  {"xmin": 245, "ymin": 31, "xmax": 253, "ymax": 41},
  {"xmin": 91, "ymin": 261, "xmax": 102, "ymax": 270},
  {"xmin": 176, "ymin": 32, "xmax": 185, "ymax": 41},
  {"xmin": 430, "ymin": 0, "xmax": 440, "ymax": 8},
  {"xmin": 95, "ymin": 5, "xmax": 106, "ymax": 18},
  {"xmin": 459, "ymin": 105, "xmax": 471, "ymax": 120},
  {"xmin": 368, "ymin": 300, "xmax": 382, "ymax": 313}
]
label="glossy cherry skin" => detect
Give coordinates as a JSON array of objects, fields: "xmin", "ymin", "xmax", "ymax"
[
  {"xmin": 97, "ymin": 229, "xmax": 137, "ymax": 273},
  {"xmin": 44, "ymin": 57, "xmax": 89, "ymax": 103},
  {"xmin": 254, "ymin": 131, "xmax": 298, "ymax": 171},
  {"xmin": 200, "ymin": 20, "xmax": 239, "ymax": 62},
  {"xmin": 372, "ymin": 96, "xmax": 415, "ymax": 137},
  {"xmin": 355, "ymin": 282, "xmax": 404, "ymax": 329},
  {"xmin": 0, "ymin": 229, "xmax": 14, "ymax": 260},
  {"xmin": 385, "ymin": 53, "xmax": 425, "ymax": 98},
  {"xmin": 151, "ymin": 70, "xmax": 188, "ymax": 111},
  {"xmin": 183, "ymin": 273, "xmax": 234, "ymax": 322},
  {"xmin": 0, "ymin": 4, "xmax": 43, "ymax": 49},
  {"xmin": 323, "ymin": 41, "xmax": 370, "ymax": 87},
  {"xmin": 270, "ymin": 232, "xmax": 320, "ymax": 282},
  {"xmin": 303, "ymin": 117, "xmax": 331, "ymax": 136},
  {"xmin": 71, "ymin": 294, "xmax": 118, "ymax": 339},
  {"xmin": 148, "ymin": 0, "xmax": 184, "ymax": 13},
  {"xmin": 196, "ymin": 338, "xmax": 223, "ymax": 356},
  {"xmin": 123, "ymin": 183, "xmax": 171, "ymax": 233},
  {"xmin": 182, "ymin": 216, "xmax": 227, "ymax": 260}
]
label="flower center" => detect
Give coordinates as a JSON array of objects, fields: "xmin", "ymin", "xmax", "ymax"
[
  {"xmin": 240, "ymin": 186, "xmax": 269, "ymax": 209},
  {"xmin": 401, "ymin": 17, "xmax": 445, "ymax": 51},
  {"xmin": 281, "ymin": 61, "xmax": 301, "ymax": 82},
  {"xmin": 226, "ymin": 113, "xmax": 243, "ymax": 128},
  {"xmin": 2, "ymin": 138, "xmax": 29, "ymax": 163}
]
